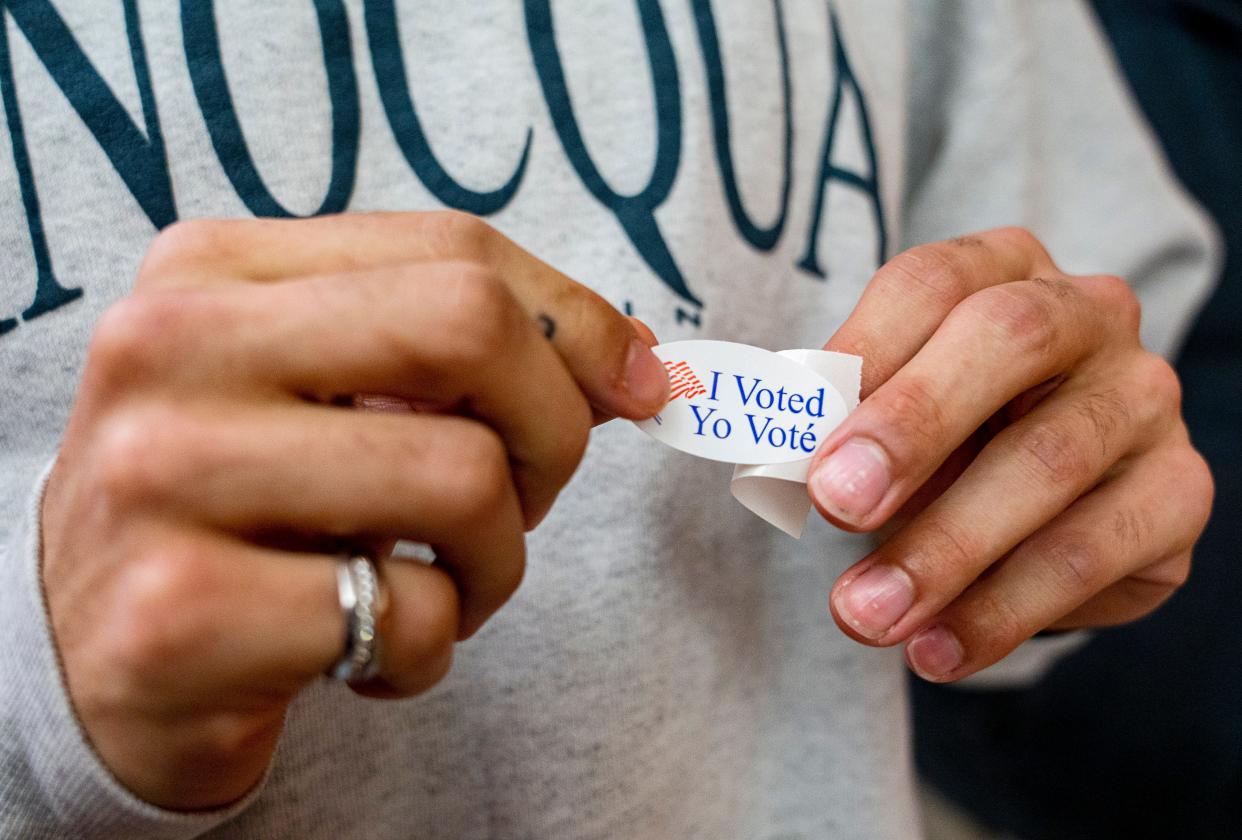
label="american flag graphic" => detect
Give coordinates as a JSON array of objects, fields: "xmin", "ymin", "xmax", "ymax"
[{"xmin": 665, "ymin": 360, "xmax": 707, "ymax": 401}]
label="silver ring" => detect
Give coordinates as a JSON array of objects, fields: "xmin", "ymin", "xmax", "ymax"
[{"xmin": 329, "ymin": 555, "xmax": 386, "ymax": 685}]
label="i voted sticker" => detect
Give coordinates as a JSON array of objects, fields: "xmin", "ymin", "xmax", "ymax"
[
  {"xmin": 632, "ymin": 341, "xmax": 862, "ymax": 538},
  {"xmin": 635, "ymin": 341, "xmax": 848, "ymax": 464}
]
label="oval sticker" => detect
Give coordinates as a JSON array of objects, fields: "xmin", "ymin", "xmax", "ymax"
[{"xmin": 634, "ymin": 340, "xmax": 848, "ymax": 464}]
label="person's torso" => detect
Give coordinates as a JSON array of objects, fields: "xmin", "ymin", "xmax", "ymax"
[{"xmin": 0, "ymin": 2, "xmax": 920, "ymax": 837}]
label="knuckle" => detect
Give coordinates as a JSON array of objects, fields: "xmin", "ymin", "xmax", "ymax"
[
  {"xmin": 90, "ymin": 407, "xmax": 201, "ymax": 509},
  {"xmin": 87, "ymin": 296, "xmax": 176, "ymax": 384},
  {"xmin": 139, "ymin": 219, "xmax": 230, "ymax": 283},
  {"xmin": 1138, "ymin": 352, "xmax": 1183, "ymax": 421},
  {"xmin": 961, "ymin": 285, "xmax": 1057, "ymax": 356},
  {"xmin": 86, "ymin": 289, "xmax": 227, "ymax": 392},
  {"xmin": 904, "ymin": 515, "xmax": 982, "ymax": 582},
  {"xmin": 873, "ymin": 375, "xmax": 949, "ymax": 459},
  {"xmin": 549, "ymin": 279, "xmax": 630, "ymax": 350},
  {"xmin": 1094, "ymin": 274, "xmax": 1142, "ymax": 330},
  {"xmin": 1028, "ymin": 276, "xmax": 1079, "ymax": 303},
  {"xmin": 993, "ymin": 225, "xmax": 1048, "ymax": 260},
  {"xmin": 191, "ymin": 713, "xmax": 282, "ymax": 762},
  {"xmin": 107, "ymin": 546, "xmax": 216, "ymax": 678},
  {"xmin": 961, "ymin": 590, "xmax": 1028, "ymax": 652},
  {"xmin": 880, "ymin": 243, "xmax": 974, "ymax": 308},
  {"xmin": 437, "ymin": 266, "xmax": 520, "ymax": 365},
  {"xmin": 1033, "ymin": 530, "xmax": 1106, "ymax": 597},
  {"xmin": 1009, "ymin": 417, "xmax": 1088, "ymax": 487},
  {"xmin": 1110, "ymin": 506, "xmax": 1155, "ymax": 551},
  {"xmin": 90, "ymin": 410, "xmax": 169, "ymax": 508},
  {"xmin": 447, "ymin": 424, "xmax": 514, "ymax": 524},
  {"xmin": 552, "ymin": 281, "xmax": 641, "ymax": 381},
  {"xmin": 1175, "ymin": 446, "xmax": 1215, "ymax": 534},
  {"xmin": 1072, "ymin": 389, "xmax": 1132, "ymax": 459},
  {"xmin": 419, "ymin": 210, "xmax": 497, "ymax": 262},
  {"xmin": 89, "ymin": 300, "xmax": 146, "ymax": 368},
  {"xmin": 1188, "ymin": 449, "xmax": 1215, "ymax": 518}
]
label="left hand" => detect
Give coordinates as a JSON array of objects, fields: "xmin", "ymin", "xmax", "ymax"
[{"xmin": 808, "ymin": 227, "xmax": 1213, "ymax": 682}]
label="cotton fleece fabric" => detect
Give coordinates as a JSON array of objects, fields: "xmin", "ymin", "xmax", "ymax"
[{"xmin": 0, "ymin": 1, "xmax": 1219, "ymax": 838}]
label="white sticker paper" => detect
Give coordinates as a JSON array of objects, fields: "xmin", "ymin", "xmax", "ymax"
[{"xmin": 634, "ymin": 341, "xmax": 862, "ymax": 538}]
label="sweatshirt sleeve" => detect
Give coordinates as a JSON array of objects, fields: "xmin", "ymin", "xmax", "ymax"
[
  {"xmin": 0, "ymin": 460, "xmax": 262, "ymax": 839},
  {"xmin": 898, "ymin": 0, "xmax": 1222, "ymax": 687},
  {"xmin": 902, "ymin": 0, "xmax": 1222, "ymax": 360}
]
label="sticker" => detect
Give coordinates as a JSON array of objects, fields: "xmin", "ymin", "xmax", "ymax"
[
  {"xmin": 633, "ymin": 341, "xmax": 862, "ymax": 538},
  {"xmin": 635, "ymin": 341, "xmax": 848, "ymax": 464}
]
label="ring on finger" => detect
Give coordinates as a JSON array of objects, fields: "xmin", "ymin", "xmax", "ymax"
[{"xmin": 329, "ymin": 554, "xmax": 388, "ymax": 685}]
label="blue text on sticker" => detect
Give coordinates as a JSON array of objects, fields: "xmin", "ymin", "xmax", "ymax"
[{"xmin": 635, "ymin": 340, "xmax": 849, "ymax": 465}]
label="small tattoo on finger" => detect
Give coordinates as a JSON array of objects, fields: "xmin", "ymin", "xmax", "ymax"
[{"xmin": 538, "ymin": 313, "xmax": 556, "ymax": 339}]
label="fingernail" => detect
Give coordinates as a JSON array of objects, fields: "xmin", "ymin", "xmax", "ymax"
[
  {"xmin": 906, "ymin": 626, "xmax": 964, "ymax": 680},
  {"xmin": 810, "ymin": 438, "xmax": 891, "ymax": 525},
  {"xmin": 835, "ymin": 565, "xmax": 914, "ymax": 639},
  {"xmin": 624, "ymin": 338, "xmax": 670, "ymax": 409}
]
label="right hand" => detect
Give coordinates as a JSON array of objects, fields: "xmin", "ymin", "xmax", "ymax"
[{"xmin": 40, "ymin": 211, "xmax": 669, "ymax": 810}]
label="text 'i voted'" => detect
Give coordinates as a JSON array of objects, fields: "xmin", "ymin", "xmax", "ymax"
[{"xmin": 636, "ymin": 341, "xmax": 848, "ymax": 465}]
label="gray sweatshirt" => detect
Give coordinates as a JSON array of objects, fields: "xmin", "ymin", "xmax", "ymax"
[{"xmin": 0, "ymin": 1, "xmax": 1218, "ymax": 838}]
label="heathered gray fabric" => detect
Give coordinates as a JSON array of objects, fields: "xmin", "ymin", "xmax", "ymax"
[{"xmin": 0, "ymin": 1, "xmax": 1218, "ymax": 838}]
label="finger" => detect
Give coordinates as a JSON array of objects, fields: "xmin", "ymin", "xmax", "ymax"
[
  {"xmin": 828, "ymin": 347, "xmax": 1178, "ymax": 643},
  {"xmin": 826, "ymin": 370, "xmax": 1153, "ymax": 646},
  {"xmin": 264, "ymin": 265, "xmax": 590, "ymax": 526},
  {"xmin": 100, "ymin": 404, "xmax": 527, "ymax": 637},
  {"xmin": 588, "ymin": 316, "xmax": 661, "ymax": 426},
  {"xmin": 137, "ymin": 214, "xmax": 669, "ymax": 419},
  {"xmin": 100, "ymin": 530, "xmax": 460, "ymax": 700},
  {"xmin": 1047, "ymin": 551, "xmax": 1192, "ymax": 631},
  {"xmin": 824, "ymin": 227, "xmax": 1059, "ymax": 397},
  {"xmin": 353, "ymin": 557, "xmax": 461, "ymax": 697},
  {"xmin": 902, "ymin": 441, "xmax": 1211, "ymax": 682},
  {"xmin": 102, "ymin": 266, "xmax": 593, "ymax": 527},
  {"xmin": 342, "ymin": 322, "xmax": 654, "ymax": 430},
  {"xmin": 139, "ymin": 213, "xmax": 499, "ymax": 285},
  {"xmin": 809, "ymin": 275, "xmax": 1135, "ymax": 531}
]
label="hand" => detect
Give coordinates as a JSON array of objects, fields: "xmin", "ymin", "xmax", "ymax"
[
  {"xmin": 41, "ymin": 211, "xmax": 668, "ymax": 809},
  {"xmin": 808, "ymin": 227, "xmax": 1212, "ymax": 682}
]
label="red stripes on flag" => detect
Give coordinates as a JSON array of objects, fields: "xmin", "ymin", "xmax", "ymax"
[{"xmin": 665, "ymin": 360, "xmax": 707, "ymax": 400}]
